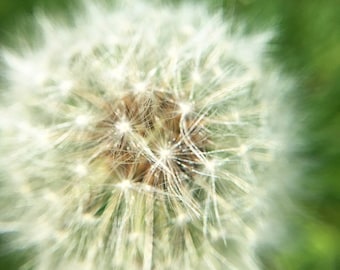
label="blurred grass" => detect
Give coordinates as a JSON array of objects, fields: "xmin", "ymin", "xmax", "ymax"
[
  {"xmin": 226, "ymin": 1, "xmax": 340, "ymax": 269},
  {"xmin": 0, "ymin": 0, "xmax": 339, "ymax": 269}
]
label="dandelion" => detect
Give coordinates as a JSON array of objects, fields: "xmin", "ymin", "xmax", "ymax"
[{"xmin": 0, "ymin": 0, "xmax": 291, "ymax": 269}]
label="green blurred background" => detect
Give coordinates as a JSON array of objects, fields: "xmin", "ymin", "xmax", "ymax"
[{"xmin": 0, "ymin": 0, "xmax": 339, "ymax": 269}]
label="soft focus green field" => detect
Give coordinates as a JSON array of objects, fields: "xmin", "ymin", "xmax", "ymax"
[{"xmin": 0, "ymin": 0, "xmax": 339, "ymax": 269}]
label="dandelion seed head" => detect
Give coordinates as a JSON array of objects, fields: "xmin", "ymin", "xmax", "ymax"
[{"xmin": 0, "ymin": 0, "xmax": 293, "ymax": 269}]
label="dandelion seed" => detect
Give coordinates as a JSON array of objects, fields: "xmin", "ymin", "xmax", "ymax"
[
  {"xmin": 115, "ymin": 119, "xmax": 132, "ymax": 134},
  {"xmin": 75, "ymin": 115, "xmax": 90, "ymax": 128},
  {"xmin": 74, "ymin": 163, "xmax": 88, "ymax": 178},
  {"xmin": 178, "ymin": 101, "xmax": 193, "ymax": 116},
  {"xmin": 158, "ymin": 147, "xmax": 172, "ymax": 161},
  {"xmin": 116, "ymin": 179, "xmax": 132, "ymax": 191},
  {"xmin": 59, "ymin": 80, "xmax": 74, "ymax": 96},
  {"xmin": 192, "ymin": 70, "xmax": 202, "ymax": 84},
  {"xmin": 174, "ymin": 213, "xmax": 191, "ymax": 226},
  {"xmin": 133, "ymin": 81, "xmax": 147, "ymax": 93}
]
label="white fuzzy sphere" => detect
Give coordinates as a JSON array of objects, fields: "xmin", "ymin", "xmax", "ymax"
[{"xmin": 0, "ymin": 1, "xmax": 290, "ymax": 269}]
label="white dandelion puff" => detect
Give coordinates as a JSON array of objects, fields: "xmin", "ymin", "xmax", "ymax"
[{"xmin": 0, "ymin": 0, "xmax": 293, "ymax": 269}]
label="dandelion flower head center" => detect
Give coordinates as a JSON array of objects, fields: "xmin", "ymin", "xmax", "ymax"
[{"xmin": 93, "ymin": 90, "xmax": 207, "ymax": 188}]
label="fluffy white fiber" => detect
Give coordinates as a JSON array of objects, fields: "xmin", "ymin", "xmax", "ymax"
[{"xmin": 0, "ymin": 0, "xmax": 292, "ymax": 269}]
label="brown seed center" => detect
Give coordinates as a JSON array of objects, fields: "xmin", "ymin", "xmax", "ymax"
[{"xmin": 94, "ymin": 90, "xmax": 208, "ymax": 189}]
